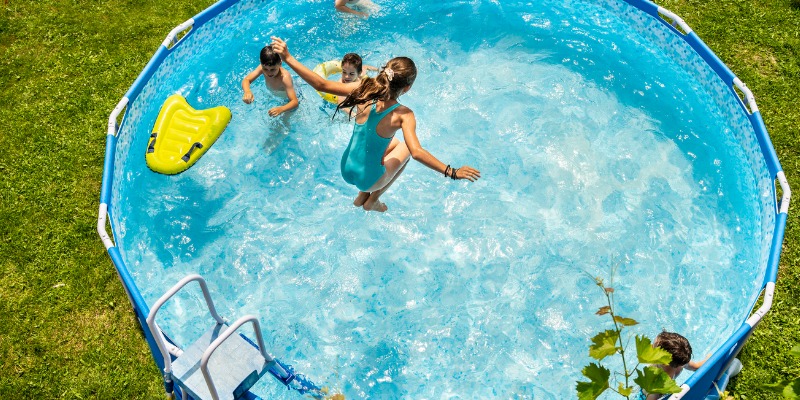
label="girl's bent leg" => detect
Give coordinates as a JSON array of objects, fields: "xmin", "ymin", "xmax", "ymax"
[
  {"xmin": 363, "ymin": 139, "xmax": 411, "ymax": 212},
  {"xmin": 364, "ymin": 162, "xmax": 408, "ymax": 212},
  {"xmin": 353, "ymin": 191, "xmax": 370, "ymax": 207}
]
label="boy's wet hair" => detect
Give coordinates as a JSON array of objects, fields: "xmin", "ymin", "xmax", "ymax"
[
  {"xmin": 335, "ymin": 57, "xmax": 417, "ymax": 119},
  {"xmin": 341, "ymin": 53, "xmax": 363, "ymax": 73},
  {"xmin": 260, "ymin": 45, "xmax": 281, "ymax": 67},
  {"xmin": 654, "ymin": 331, "xmax": 692, "ymax": 368}
]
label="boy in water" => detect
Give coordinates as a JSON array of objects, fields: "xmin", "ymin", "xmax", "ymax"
[
  {"xmin": 242, "ymin": 45, "xmax": 299, "ymax": 117},
  {"xmin": 641, "ymin": 332, "xmax": 707, "ymax": 400}
]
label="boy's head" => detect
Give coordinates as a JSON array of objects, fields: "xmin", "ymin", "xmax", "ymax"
[
  {"xmin": 654, "ymin": 331, "xmax": 692, "ymax": 368},
  {"xmin": 341, "ymin": 53, "xmax": 363, "ymax": 83},
  {"xmin": 260, "ymin": 45, "xmax": 282, "ymax": 78}
]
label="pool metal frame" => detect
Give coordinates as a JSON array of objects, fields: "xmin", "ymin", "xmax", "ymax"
[{"xmin": 97, "ymin": 0, "xmax": 791, "ymax": 398}]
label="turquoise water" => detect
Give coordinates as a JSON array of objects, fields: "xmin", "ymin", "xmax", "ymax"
[{"xmin": 112, "ymin": 0, "xmax": 766, "ymax": 398}]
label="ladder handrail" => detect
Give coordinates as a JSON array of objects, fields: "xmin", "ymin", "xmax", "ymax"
[
  {"xmin": 146, "ymin": 274, "xmax": 225, "ymax": 376},
  {"xmin": 200, "ymin": 315, "xmax": 273, "ymax": 400}
]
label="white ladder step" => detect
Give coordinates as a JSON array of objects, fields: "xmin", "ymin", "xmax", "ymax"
[{"xmin": 172, "ymin": 323, "xmax": 270, "ymax": 400}]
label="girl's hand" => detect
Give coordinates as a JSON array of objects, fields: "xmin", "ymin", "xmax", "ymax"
[
  {"xmin": 268, "ymin": 106, "xmax": 283, "ymax": 117},
  {"xmin": 454, "ymin": 166, "xmax": 480, "ymax": 182},
  {"xmin": 270, "ymin": 37, "xmax": 290, "ymax": 60}
]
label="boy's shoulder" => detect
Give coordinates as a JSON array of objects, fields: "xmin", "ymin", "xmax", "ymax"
[{"xmin": 280, "ymin": 67, "xmax": 294, "ymax": 82}]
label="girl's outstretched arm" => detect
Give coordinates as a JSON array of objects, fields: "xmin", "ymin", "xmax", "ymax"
[
  {"xmin": 270, "ymin": 37, "xmax": 359, "ymax": 97},
  {"xmin": 400, "ymin": 110, "xmax": 480, "ymax": 181}
]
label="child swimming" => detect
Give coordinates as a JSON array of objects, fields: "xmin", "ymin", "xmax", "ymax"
[
  {"xmin": 338, "ymin": 53, "xmax": 377, "ymax": 107},
  {"xmin": 334, "ymin": 0, "xmax": 370, "ymax": 17},
  {"xmin": 270, "ymin": 36, "xmax": 480, "ymax": 212},
  {"xmin": 340, "ymin": 53, "xmax": 378, "ymax": 85},
  {"xmin": 241, "ymin": 45, "xmax": 299, "ymax": 117}
]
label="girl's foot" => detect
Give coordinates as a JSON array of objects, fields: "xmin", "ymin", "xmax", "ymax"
[
  {"xmin": 353, "ymin": 191, "xmax": 370, "ymax": 207},
  {"xmin": 363, "ymin": 198, "xmax": 387, "ymax": 212}
]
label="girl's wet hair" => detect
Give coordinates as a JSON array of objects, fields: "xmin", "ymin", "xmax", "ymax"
[
  {"xmin": 341, "ymin": 53, "xmax": 363, "ymax": 73},
  {"xmin": 260, "ymin": 45, "xmax": 281, "ymax": 67},
  {"xmin": 335, "ymin": 57, "xmax": 417, "ymax": 119}
]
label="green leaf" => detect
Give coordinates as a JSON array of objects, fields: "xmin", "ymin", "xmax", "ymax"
[
  {"xmin": 636, "ymin": 335, "xmax": 673, "ymax": 365},
  {"xmin": 576, "ymin": 363, "xmax": 610, "ymax": 400},
  {"xmin": 634, "ymin": 366, "xmax": 682, "ymax": 395},
  {"xmin": 785, "ymin": 377, "xmax": 800, "ymax": 399},
  {"xmin": 589, "ymin": 330, "xmax": 620, "ymax": 360},
  {"xmin": 789, "ymin": 345, "xmax": 800, "ymax": 359},
  {"xmin": 761, "ymin": 381, "xmax": 788, "ymax": 393},
  {"xmin": 618, "ymin": 383, "xmax": 633, "ymax": 397},
  {"xmin": 614, "ymin": 316, "xmax": 639, "ymax": 326}
]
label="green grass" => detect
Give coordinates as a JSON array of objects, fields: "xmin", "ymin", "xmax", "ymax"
[
  {"xmin": 654, "ymin": 1, "xmax": 800, "ymax": 397},
  {"xmin": 0, "ymin": 1, "xmax": 214, "ymax": 397},
  {"xmin": 0, "ymin": 0, "xmax": 797, "ymax": 398}
]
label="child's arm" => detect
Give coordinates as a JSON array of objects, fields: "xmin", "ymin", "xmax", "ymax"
[
  {"xmin": 268, "ymin": 72, "xmax": 299, "ymax": 117},
  {"xmin": 686, "ymin": 354, "xmax": 710, "ymax": 371},
  {"xmin": 399, "ymin": 110, "xmax": 480, "ymax": 181},
  {"xmin": 242, "ymin": 66, "xmax": 263, "ymax": 104},
  {"xmin": 334, "ymin": 0, "xmax": 368, "ymax": 17},
  {"xmin": 361, "ymin": 64, "xmax": 379, "ymax": 78},
  {"xmin": 270, "ymin": 37, "xmax": 359, "ymax": 97}
]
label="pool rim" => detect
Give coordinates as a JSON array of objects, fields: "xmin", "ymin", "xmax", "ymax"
[{"xmin": 96, "ymin": 0, "xmax": 792, "ymax": 398}]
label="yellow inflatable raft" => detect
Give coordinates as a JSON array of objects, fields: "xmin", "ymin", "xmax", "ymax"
[
  {"xmin": 312, "ymin": 60, "xmax": 342, "ymax": 104},
  {"xmin": 146, "ymin": 94, "xmax": 231, "ymax": 175}
]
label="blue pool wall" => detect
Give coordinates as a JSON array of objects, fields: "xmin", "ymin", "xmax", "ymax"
[
  {"xmin": 597, "ymin": 1, "xmax": 785, "ymax": 395},
  {"xmin": 99, "ymin": 0, "xmax": 789, "ymax": 398}
]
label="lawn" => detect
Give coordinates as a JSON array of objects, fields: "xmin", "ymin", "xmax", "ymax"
[{"xmin": 0, "ymin": 0, "xmax": 797, "ymax": 398}]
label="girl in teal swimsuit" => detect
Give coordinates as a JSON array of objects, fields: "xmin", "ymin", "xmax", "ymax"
[{"xmin": 270, "ymin": 37, "xmax": 480, "ymax": 212}]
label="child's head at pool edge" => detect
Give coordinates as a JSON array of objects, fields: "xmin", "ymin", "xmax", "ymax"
[{"xmin": 653, "ymin": 331, "xmax": 692, "ymax": 375}]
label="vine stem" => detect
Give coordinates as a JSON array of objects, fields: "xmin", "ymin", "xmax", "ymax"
[{"xmin": 605, "ymin": 287, "xmax": 631, "ymax": 398}]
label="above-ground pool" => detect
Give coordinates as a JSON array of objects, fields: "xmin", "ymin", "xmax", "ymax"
[{"xmin": 99, "ymin": 0, "xmax": 790, "ymax": 398}]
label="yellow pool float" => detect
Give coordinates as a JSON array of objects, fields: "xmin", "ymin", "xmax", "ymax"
[
  {"xmin": 146, "ymin": 94, "xmax": 231, "ymax": 175},
  {"xmin": 312, "ymin": 60, "xmax": 342, "ymax": 104}
]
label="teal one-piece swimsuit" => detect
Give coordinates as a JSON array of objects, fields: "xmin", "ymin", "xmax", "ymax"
[{"xmin": 340, "ymin": 101, "xmax": 402, "ymax": 191}]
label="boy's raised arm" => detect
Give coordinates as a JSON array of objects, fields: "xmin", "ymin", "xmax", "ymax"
[{"xmin": 270, "ymin": 37, "xmax": 358, "ymax": 97}]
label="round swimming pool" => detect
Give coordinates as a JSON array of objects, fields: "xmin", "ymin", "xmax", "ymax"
[{"xmin": 103, "ymin": 0, "xmax": 783, "ymax": 398}]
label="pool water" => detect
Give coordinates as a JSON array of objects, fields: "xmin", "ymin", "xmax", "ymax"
[{"xmin": 112, "ymin": 0, "xmax": 765, "ymax": 398}]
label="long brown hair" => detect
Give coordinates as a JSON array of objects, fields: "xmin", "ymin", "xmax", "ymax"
[{"xmin": 335, "ymin": 57, "xmax": 417, "ymax": 119}]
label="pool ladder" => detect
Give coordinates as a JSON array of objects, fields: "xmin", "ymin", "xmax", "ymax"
[{"xmin": 146, "ymin": 274, "xmax": 295, "ymax": 400}]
